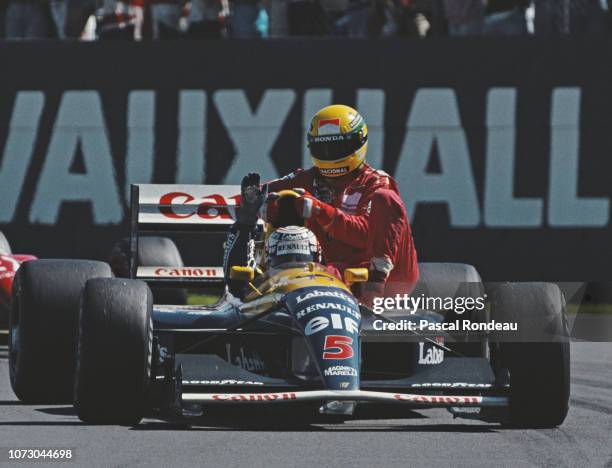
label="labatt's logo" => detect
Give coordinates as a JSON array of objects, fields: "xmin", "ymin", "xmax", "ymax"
[
  {"xmin": 418, "ymin": 342, "xmax": 444, "ymax": 365},
  {"xmin": 226, "ymin": 345, "xmax": 266, "ymax": 373},
  {"xmin": 296, "ymin": 289, "xmax": 356, "ymax": 305}
]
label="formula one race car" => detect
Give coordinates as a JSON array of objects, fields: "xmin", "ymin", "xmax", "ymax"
[
  {"xmin": 8, "ymin": 184, "xmax": 570, "ymax": 428},
  {"xmin": 0, "ymin": 231, "xmax": 36, "ymax": 330}
]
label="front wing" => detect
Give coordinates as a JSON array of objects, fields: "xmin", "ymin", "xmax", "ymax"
[{"xmin": 182, "ymin": 389, "xmax": 508, "ymax": 408}]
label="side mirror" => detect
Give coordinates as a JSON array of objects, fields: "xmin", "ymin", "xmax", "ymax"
[
  {"xmin": 344, "ymin": 268, "xmax": 368, "ymax": 286},
  {"xmin": 230, "ymin": 266, "xmax": 255, "ymax": 282}
]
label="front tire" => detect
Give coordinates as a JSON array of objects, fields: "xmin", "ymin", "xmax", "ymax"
[
  {"xmin": 9, "ymin": 260, "xmax": 112, "ymax": 403},
  {"xmin": 75, "ymin": 278, "xmax": 153, "ymax": 425},
  {"xmin": 491, "ymin": 282, "xmax": 570, "ymax": 428}
]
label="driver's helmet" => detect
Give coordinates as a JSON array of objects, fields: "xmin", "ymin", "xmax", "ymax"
[
  {"xmin": 264, "ymin": 226, "xmax": 321, "ymax": 268},
  {"xmin": 307, "ymin": 104, "xmax": 368, "ymax": 178}
]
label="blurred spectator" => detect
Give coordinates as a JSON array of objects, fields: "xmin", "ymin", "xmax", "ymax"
[
  {"xmin": 483, "ymin": 0, "xmax": 529, "ymax": 35},
  {"xmin": 256, "ymin": 3, "xmax": 269, "ymax": 36},
  {"xmin": 267, "ymin": 0, "xmax": 288, "ymax": 37},
  {"xmin": 335, "ymin": 0, "xmax": 371, "ymax": 36},
  {"xmin": 64, "ymin": 0, "xmax": 96, "ymax": 38},
  {"xmin": 186, "ymin": 0, "xmax": 230, "ymax": 37},
  {"xmin": 321, "ymin": 0, "xmax": 347, "ymax": 22},
  {"xmin": 95, "ymin": 1, "xmax": 138, "ymax": 39},
  {"xmin": 443, "ymin": 0, "xmax": 485, "ymax": 35},
  {"xmin": 569, "ymin": 0, "xmax": 606, "ymax": 34},
  {"xmin": 50, "ymin": 0, "xmax": 67, "ymax": 38},
  {"xmin": 533, "ymin": 0, "xmax": 570, "ymax": 34},
  {"xmin": 5, "ymin": 0, "xmax": 51, "ymax": 39},
  {"xmin": 394, "ymin": 0, "xmax": 445, "ymax": 37},
  {"xmin": 288, "ymin": 0, "xmax": 330, "ymax": 36},
  {"xmin": 230, "ymin": 0, "xmax": 262, "ymax": 37},
  {"xmin": 0, "ymin": 3, "xmax": 6, "ymax": 38},
  {"xmin": 151, "ymin": 0, "xmax": 183, "ymax": 38},
  {"xmin": 368, "ymin": 0, "xmax": 397, "ymax": 36}
]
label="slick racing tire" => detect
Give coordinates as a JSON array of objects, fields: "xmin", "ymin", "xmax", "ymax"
[
  {"xmin": 414, "ymin": 262, "xmax": 484, "ymax": 319},
  {"xmin": 491, "ymin": 282, "xmax": 570, "ymax": 428},
  {"xmin": 9, "ymin": 260, "xmax": 112, "ymax": 403},
  {"xmin": 414, "ymin": 263, "xmax": 486, "ymax": 355},
  {"xmin": 0, "ymin": 231, "xmax": 11, "ymax": 254},
  {"xmin": 75, "ymin": 278, "xmax": 153, "ymax": 425},
  {"xmin": 109, "ymin": 236, "xmax": 187, "ymax": 305}
]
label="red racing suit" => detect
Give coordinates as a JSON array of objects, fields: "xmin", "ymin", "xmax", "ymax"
[{"xmin": 267, "ymin": 164, "xmax": 419, "ymax": 300}]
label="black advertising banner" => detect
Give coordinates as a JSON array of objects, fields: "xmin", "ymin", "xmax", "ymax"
[{"xmin": 0, "ymin": 37, "xmax": 610, "ymax": 280}]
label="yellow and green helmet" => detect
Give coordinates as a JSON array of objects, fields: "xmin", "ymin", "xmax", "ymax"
[{"xmin": 307, "ymin": 104, "xmax": 368, "ymax": 178}]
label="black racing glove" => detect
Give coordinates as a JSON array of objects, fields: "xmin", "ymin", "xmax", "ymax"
[
  {"xmin": 358, "ymin": 270, "xmax": 387, "ymax": 309},
  {"xmin": 237, "ymin": 173, "xmax": 267, "ymax": 226}
]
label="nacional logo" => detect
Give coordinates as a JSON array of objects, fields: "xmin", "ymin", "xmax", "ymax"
[{"xmin": 319, "ymin": 166, "xmax": 349, "ymax": 176}]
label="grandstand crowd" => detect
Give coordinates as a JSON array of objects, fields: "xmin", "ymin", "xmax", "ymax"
[{"xmin": 1, "ymin": 0, "xmax": 609, "ymax": 40}]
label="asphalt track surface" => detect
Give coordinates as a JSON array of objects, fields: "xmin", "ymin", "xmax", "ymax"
[{"xmin": 0, "ymin": 341, "xmax": 611, "ymax": 468}]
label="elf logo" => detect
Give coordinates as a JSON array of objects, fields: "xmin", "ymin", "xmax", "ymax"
[
  {"xmin": 304, "ymin": 313, "xmax": 359, "ymax": 336},
  {"xmin": 418, "ymin": 342, "xmax": 444, "ymax": 365}
]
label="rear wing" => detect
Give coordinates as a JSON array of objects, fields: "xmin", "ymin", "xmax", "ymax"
[{"xmin": 129, "ymin": 184, "xmax": 241, "ymax": 284}]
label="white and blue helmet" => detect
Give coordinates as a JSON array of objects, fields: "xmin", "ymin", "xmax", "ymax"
[{"xmin": 265, "ymin": 226, "xmax": 321, "ymax": 268}]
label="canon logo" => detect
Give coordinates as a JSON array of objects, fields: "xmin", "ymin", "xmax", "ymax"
[
  {"xmin": 211, "ymin": 393, "xmax": 297, "ymax": 401},
  {"xmin": 393, "ymin": 394, "xmax": 481, "ymax": 404},
  {"xmin": 154, "ymin": 268, "xmax": 219, "ymax": 277}
]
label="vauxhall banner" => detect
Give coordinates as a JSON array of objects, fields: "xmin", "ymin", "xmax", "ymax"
[{"xmin": 0, "ymin": 38, "xmax": 610, "ymax": 280}]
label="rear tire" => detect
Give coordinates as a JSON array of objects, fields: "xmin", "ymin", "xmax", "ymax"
[
  {"xmin": 75, "ymin": 278, "xmax": 153, "ymax": 425},
  {"xmin": 109, "ymin": 237, "xmax": 186, "ymax": 305},
  {"xmin": 0, "ymin": 231, "xmax": 11, "ymax": 254},
  {"xmin": 414, "ymin": 262, "xmax": 484, "ymax": 319},
  {"xmin": 9, "ymin": 260, "xmax": 112, "ymax": 403},
  {"xmin": 491, "ymin": 282, "xmax": 570, "ymax": 428},
  {"xmin": 414, "ymin": 263, "xmax": 485, "ymax": 356}
]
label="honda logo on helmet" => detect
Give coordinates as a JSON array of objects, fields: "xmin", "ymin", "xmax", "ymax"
[{"xmin": 312, "ymin": 135, "xmax": 346, "ymax": 143}]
